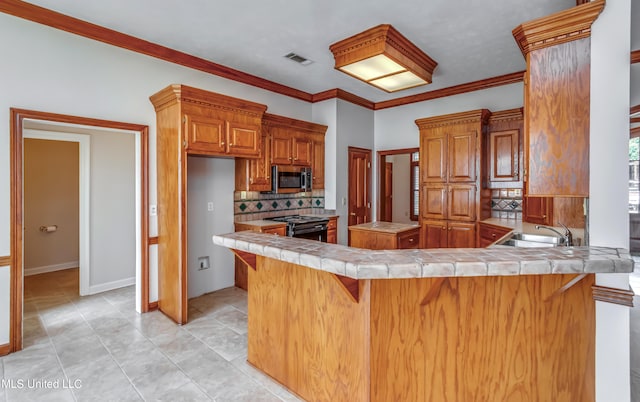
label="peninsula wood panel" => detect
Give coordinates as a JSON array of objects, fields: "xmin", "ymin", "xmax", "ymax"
[
  {"xmin": 248, "ymin": 256, "xmax": 370, "ymax": 402},
  {"xmin": 370, "ymin": 274, "xmax": 595, "ymax": 402},
  {"xmin": 525, "ymin": 39, "xmax": 590, "ymax": 196}
]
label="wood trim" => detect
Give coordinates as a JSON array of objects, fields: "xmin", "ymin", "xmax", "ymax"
[
  {"xmin": 632, "ymin": 118, "xmax": 640, "ymax": 124},
  {"xmin": 415, "ymin": 109, "xmax": 491, "ymax": 129},
  {"xmin": 233, "ymin": 250, "xmax": 257, "ymax": 271},
  {"xmin": 263, "ymin": 113, "xmax": 328, "ymax": 134},
  {"xmin": 0, "ymin": 343, "xmax": 10, "ymax": 357},
  {"xmin": 312, "ymin": 89, "xmax": 375, "ymax": 110},
  {"xmin": 149, "ymin": 236, "xmax": 159, "ymax": 245},
  {"xmin": 148, "ymin": 301, "xmax": 159, "ymax": 311},
  {"xmin": 592, "ymin": 285, "xmax": 634, "ymax": 307},
  {"xmin": 631, "ymin": 104, "xmax": 640, "ymax": 116},
  {"xmin": 512, "ymin": 0, "xmax": 605, "ymax": 56},
  {"xmin": 375, "ymin": 71, "xmax": 524, "ymax": 110},
  {"xmin": 0, "ymin": 0, "xmax": 312, "ymax": 102},
  {"xmin": 0, "ymin": 256, "xmax": 10, "ymax": 266},
  {"xmin": 332, "ymin": 274, "xmax": 360, "ymax": 303},
  {"xmin": 631, "ymin": 126, "xmax": 640, "ymax": 138},
  {"xmin": 632, "ymin": 50, "xmax": 640, "ymax": 64},
  {"xmin": 377, "ymin": 147, "xmax": 419, "ymax": 156},
  {"xmin": 488, "ymin": 107, "xmax": 523, "ymax": 123},
  {"xmin": 10, "ymin": 108, "xmax": 150, "ymax": 353},
  {"xmin": 376, "ymin": 147, "xmax": 419, "ymax": 221}
]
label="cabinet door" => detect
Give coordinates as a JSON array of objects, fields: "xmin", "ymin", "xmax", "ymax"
[
  {"xmin": 523, "ymin": 196, "xmax": 553, "ymax": 225},
  {"xmin": 489, "ymin": 129, "xmax": 519, "ymax": 182},
  {"xmin": 448, "ymin": 184, "xmax": 476, "ymax": 221},
  {"xmin": 293, "ymin": 136, "xmax": 312, "ymax": 166},
  {"xmin": 478, "ymin": 223, "xmax": 511, "ymax": 247},
  {"xmin": 271, "ymin": 128, "xmax": 292, "ymax": 164},
  {"xmin": 248, "ymin": 132, "xmax": 271, "ymax": 191},
  {"xmin": 184, "ymin": 114, "xmax": 226, "ymax": 154},
  {"xmin": 422, "ymin": 220, "xmax": 448, "ymax": 249},
  {"xmin": 422, "ymin": 184, "xmax": 447, "ymax": 220},
  {"xmin": 398, "ymin": 229, "xmax": 420, "ymax": 249},
  {"xmin": 448, "ymin": 130, "xmax": 476, "ymax": 182},
  {"xmin": 327, "ymin": 217, "xmax": 337, "ymax": 244},
  {"xmin": 422, "ymin": 134, "xmax": 447, "ymax": 182},
  {"xmin": 312, "ymin": 137, "xmax": 325, "ymax": 189},
  {"xmin": 448, "ymin": 222, "xmax": 476, "ymax": 248},
  {"xmin": 228, "ymin": 122, "xmax": 260, "ymax": 157}
]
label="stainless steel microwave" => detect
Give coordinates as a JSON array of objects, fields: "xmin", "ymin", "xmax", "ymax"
[{"xmin": 271, "ymin": 165, "xmax": 312, "ymax": 193}]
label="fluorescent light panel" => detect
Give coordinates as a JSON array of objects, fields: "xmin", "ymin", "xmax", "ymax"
[
  {"xmin": 370, "ymin": 71, "xmax": 427, "ymax": 92},
  {"xmin": 339, "ymin": 54, "xmax": 405, "ymax": 81}
]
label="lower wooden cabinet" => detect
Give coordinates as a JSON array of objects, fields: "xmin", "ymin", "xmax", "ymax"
[
  {"xmin": 348, "ymin": 226, "xmax": 420, "ymax": 250},
  {"xmin": 234, "ymin": 222, "xmax": 286, "ymax": 290},
  {"xmin": 478, "ymin": 222, "xmax": 512, "ymax": 248},
  {"xmin": 523, "ymin": 196, "xmax": 553, "ymax": 225},
  {"xmin": 422, "ymin": 220, "xmax": 476, "ymax": 248},
  {"xmin": 327, "ymin": 216, "xmax": 338, "ymax": 244}
]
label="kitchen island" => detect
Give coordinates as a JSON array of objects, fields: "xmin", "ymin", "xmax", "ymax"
[{"xmin": 213, "ymin": 231, "xmax": 633, "ymax": 402}]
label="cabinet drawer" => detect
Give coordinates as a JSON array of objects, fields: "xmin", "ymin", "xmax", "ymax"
[
  {"xmin": 398, "ymin": 230, "xmax": 420, "ymax": 249},
  {"xmin": 478, "ymin": 223, "xmax": 511, "ymax": 246},
  {"xmin": 263, "ymin": 226, "xmax": 286, "ymax": 236}
]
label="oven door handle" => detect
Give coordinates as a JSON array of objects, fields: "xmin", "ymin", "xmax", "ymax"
[{"xmin": 293, "ymin": 226, "xmax": 328, "ymax": 235}]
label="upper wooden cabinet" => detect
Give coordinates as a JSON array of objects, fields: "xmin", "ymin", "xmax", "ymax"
[
  {"xmin": 513, "ymin": 1, "xmax": 604, "ymax": 197},
  {"xmin": 235, "ymin": 129, "xmax": 271, "ymax": 192},
  {"xmin": 149, "ymin": 84, "xmax": 268, "ymax": 325},
  {"xmin": 485, "ymin": 108, "xmax": 523, "ymax": 188},
  {"xmin": 420, "ymin": 128, "xmax": 476, "ymax": 183},
  {"xmin": 523, "ymin": 196, "xmax": 553, "ymax": 226},
  {"xmin": 311, "ymin": 135, "xmax": 325, "ymax": 189}
]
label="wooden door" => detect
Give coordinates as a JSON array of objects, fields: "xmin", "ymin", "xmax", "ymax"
[
  {"xmin": 447, "ymin": 184, "xmax": 476, "ymax": 221},
  {"xmin": 422, "ymin": 220, "xmax": 447, "ymax": 248},
  {"xmin": 227, "ymin": 122, "xmax": 260, "ymax": 157},
  {"xmin": 381, "ymin": 162, "xmax": 393, "ymax": 222},
  {"xmin": 489, "ymin": 129, "xmax": 519, "ymax": 182},
  {"xmin": 422, "ymin": 184, "xmax": 447, "ymax": 220},
  {"xmin": 271, "ymin": 128, "xmax": 292, "ymax": 165},
  {"xmin": 292, "ymin": 136, "xmax": 312, "ymax": 166},
  {"xmin": 348, "ymin": 147, "xmax": 372, "ymax": 226},
  {"xmin": 448, "ymin": 221, "xmax": 477, "ymax": 248},
  {"xmin": 184, "ymin": 113, "xmax": 226, "ymax": 154},
  {"xmin": 448, "ymin": 130, "xmax": 476, "ymax": 182},
  {"xmin": 523, "ymin": 196, "xmax": 553, "ymax": 225},
  {"xmin": 422, "ymin": 134, "xmax": 447, "ymax": 182},
  {"xmin": 312, "ymin": 137, "xmax": 325, "ymax": 189}
]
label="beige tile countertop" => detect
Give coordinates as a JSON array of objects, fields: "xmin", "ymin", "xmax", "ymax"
[
  {"xmin": 213, "ymin": 231, "xmax": 633, "ymax": 279},
  {"xmin": 234, "ymin": 220, "xmax": 287, "ymax": 228},
  {"xmin": 348, "ymin": 221, "xmax": 420, "ymax": 234}
]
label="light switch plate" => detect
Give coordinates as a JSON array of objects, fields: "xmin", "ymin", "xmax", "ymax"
[
  {"xmin": 207, "ymin": 202, "xmax": 214, "ymax": 211},
  {"xmin": 150, "ymin": 205, "xmax": 157, "ymax": 216}
]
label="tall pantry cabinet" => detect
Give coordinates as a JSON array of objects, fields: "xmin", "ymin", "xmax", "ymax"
[
  {"xmin": 416, "ymin": 110, "xmax": 490, "ymax": 248},
  {"xmin": 150, "ymin": 84, "xmax": 267, "ymax": 324}
]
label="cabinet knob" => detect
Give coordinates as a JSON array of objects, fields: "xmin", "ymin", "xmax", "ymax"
[
  {"xmin": 229, "ymin": 143, "xmax": 234, "ymax": 147},
  {"xmin": 492, "ymin": 233, "xmax": 496, "ymax": 238},
  {"xmin": 289, "ymin": 157, "xmax": 292, "ymax": 161},
  {"xmin": 350, "ymin": 212, "xmax": 356, "ymax": 216},
  {"xmin": 442, "ymin": 226, "xmax": 446, "ymax": 230},
  {"xmin": 409, "ymin": 238, "xmax": 414, "ymax": 242},
  {"xmin": 221, "ymin": 141, "xmax": 225, "ymax": 146},
  {"xmin": 249, "ymin": 177, "xmax": 253, "ymax": 184},
  {"xmin": 313, "ymin": 176, "xmax": 316, "ymax": 179},
  {"xmin": 542, "ymin": 215, "xmax": 547, "ymax": 219},
  {"xmin": 448, "ymin": 227, "xmax": 452, "ymax": 231}
]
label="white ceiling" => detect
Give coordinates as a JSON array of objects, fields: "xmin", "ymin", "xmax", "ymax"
[{"xmin": 23, "ymin": 0, "xmax": 639, "ymax": 103}]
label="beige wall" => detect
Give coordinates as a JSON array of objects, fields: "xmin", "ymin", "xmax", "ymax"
[
  {"xmin": 387, "ymin": 154, "xmax": 412, "ymax": 223},
  {"xmin": 24, "ymin": 139, "xmax": 79, "ymax": 274}
]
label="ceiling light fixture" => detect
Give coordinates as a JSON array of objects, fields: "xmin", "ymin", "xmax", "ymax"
[{"xmin": 329, "ymin": 24, "xmax": 437, "ymax": 93}]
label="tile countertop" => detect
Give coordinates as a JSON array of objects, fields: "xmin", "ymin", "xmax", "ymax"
[
  {"xmin": 481, "ymin": 218, "xmax": 586, "ymax": 246},
  {"xmin": 213, "ymin": 231, "xmax": 633, "ymax": 279},
  {"xmin": 234, "ymin": 220, "xmax": 287, "ymax": 228},
  {"xmin": 348, "ymin": 221, "xmax": 420, "ymax": 234}
]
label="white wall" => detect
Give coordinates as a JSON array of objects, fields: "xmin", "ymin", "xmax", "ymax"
[
  {"xmin": 312, "ymin": 99, "xmax": 338, "ymax": 210},
  {"xmin": 590, "ymin": 0, "xmax": 632, "ymax": 401},
  {"xmin": 187, "ymin": 156, "xmax": 235, "ymax": 298},
  {"xmin": 0, "ymin": 12, "xmax": 313, "ymax": 345},
  {"xmin": 387, "ymin": 154, "xmax": 412, "ymax": 223}
]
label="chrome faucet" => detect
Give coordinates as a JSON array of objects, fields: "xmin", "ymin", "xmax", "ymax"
[{"xmin": 535, "ymin": 223, "xmax": 573, "ymax": 246}]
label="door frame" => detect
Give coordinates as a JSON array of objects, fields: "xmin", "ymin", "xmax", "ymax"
[
  {"xmin": 10, "ymin": 108, "xmax": 150, "ymax": 353},
  {"xmin": 347, "ymin": 146, "xmax": 372, "ymax": 227},
  {"xmin": 376, "ymin": 148, "xmax": 419, "ymax": 222}
]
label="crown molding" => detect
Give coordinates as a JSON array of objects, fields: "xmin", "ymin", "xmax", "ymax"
[
  {"xmin": 632, "ymin": 118, "xmax": 640, "ymax": 124},
  {"xmin": 263, "ymin": 113, "xmax": 328, "ymax": 134},
  {"xmin": 312, "ymin": 89, "xmax": 375, "ymax": 110},
  {"xmin": 488, "ymin": 108, "xmax": 524, "ymax": 123},
  {"xmin": 631, "ymin": 104, "xmax": 640, "ymax": 116},
  {"xmin": 375, "ymin": 71, "xmax": 524, "ymax": 110},
  {"xmin": 631, "ymin": 126, "xmax": 640, "ymax": 138},
  {"xmin": 415, "ymin": 109, "xmax": 491, "ymax": 129},
  {"xmin": 512, "ymin": 0, "xmax": 605, "ymax": 56},
  {"xmin": 632, "ymin": 50, "xmax": 640, "ymax": 64},
  {"xmin": 0, "ymin": 0, "xmax": 313, "ymax": 102}
]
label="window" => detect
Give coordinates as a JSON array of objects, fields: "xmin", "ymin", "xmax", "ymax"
[
  {"xmin": 410, "ymin": 152, "xmax": 419, "ymax": 221},
  {"xmin": 630, "ymin": 137, "xmax": 639, "ymax": 213}
]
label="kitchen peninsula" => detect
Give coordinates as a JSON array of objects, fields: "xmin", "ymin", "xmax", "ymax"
[{"xmin": 213, "ymin": 231, "xmax": 633, "ymax": 402}]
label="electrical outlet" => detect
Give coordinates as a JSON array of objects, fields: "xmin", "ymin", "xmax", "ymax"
[
  {"xmin": 207, "ymin": 202, "xmax": 214, "ymax": 211},
  {"xmin": 240, "ymin": 191, "xmax": 247, "ymax": 200},
  {"xmin": 150, "ymin": 205, "xmax": 157, "ymax": 216},
  {"xmin": 198, "ymin": 256, "xmax": 210, "ymax": 270}
]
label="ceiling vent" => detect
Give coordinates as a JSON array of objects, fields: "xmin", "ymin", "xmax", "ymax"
[{"xmin": 284, "ymin": 52, "xmax": 313, "ymax": 66}]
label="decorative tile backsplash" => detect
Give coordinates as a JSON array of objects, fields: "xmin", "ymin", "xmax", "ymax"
[
  {"xmin": 491, "ymin": 189, "xmax": 523, "ymax": 220},
  {"xmin": 234, "ymin": 190, "xmax": 325, "ymax": 221}
]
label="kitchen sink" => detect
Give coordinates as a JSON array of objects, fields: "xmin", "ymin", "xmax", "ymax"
[{"xmin": 497, "ymin": 232, "xmax": 560, "ymax": 248}]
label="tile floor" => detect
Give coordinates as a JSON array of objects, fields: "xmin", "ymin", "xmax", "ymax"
[{"xmin": 0, "ymin": 269, "xmax": 302, "ymax": 401}]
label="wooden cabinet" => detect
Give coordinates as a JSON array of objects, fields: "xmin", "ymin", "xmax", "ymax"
[
  {"xmin": 523, "ymin": 196, "xmax": 553, "ymax": 225},
  {"xmin": 235, "ymin": 129, "xmax": 271, "ymax": 192},
  {"xmin": 513, "ymin": 3, "xmax": 602, "ymax": 196},
  {"xmin": 327, "ymin": 216, "xmax": 338, "ymax": 244},
  {"xmin": 312, "ymin": 136, "xmax": 325, "ymax": 189},
  {"xmin": 271, "ymin": 128, "xmax": 312, "ymax": 166},
  {"xmin": 478, "ymin": 222, "xmax": 512, "ymax": 248},
  {"xmin": 234, "ymin": 222, "xmax": 287, "ymax": 290},
  {"xmin": 150, "ymin": 84, "xmax": 267, "ymax": 324},
  {"xmin": 349, "ymin": 224, "xmax": 420, "ymax": 250},
  {"xmin": 485, "ymin": 108, "xmax": 523, "ymax": 188},
  {"xmin": 421, "ymin": 220, "xmax": 476, "ymax": 248},
  {"xmin": 416, "ymin": 110, "xmax": 489, "ymax": 248}
]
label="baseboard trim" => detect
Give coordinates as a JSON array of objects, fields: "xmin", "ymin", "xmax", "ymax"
[
  {"xmin": 24, "ymin": 261, "xmax": 79, "ymax": 276},
  {"xmin": 148, "ymin": 301, "xmax": 158, "ymax": 311},
  {"xmin": 0, "ymin": 343, "xmax": 10, "ymax": 356},
  {"xmin": 88, "ymin": 277, "xmax": 135, "ymax": 295}
]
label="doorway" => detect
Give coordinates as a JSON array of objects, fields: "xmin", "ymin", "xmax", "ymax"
[
  {"xmin": 348, "ymin": 147, "xmax": 372, "ymax": 226},
  {"xmin": 9, "ymin": 108, "xmax": 149, "ymax": 354},
  {"xmin": 377, "ymin": 148, "xmax": 419, "ymax": 223}
]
